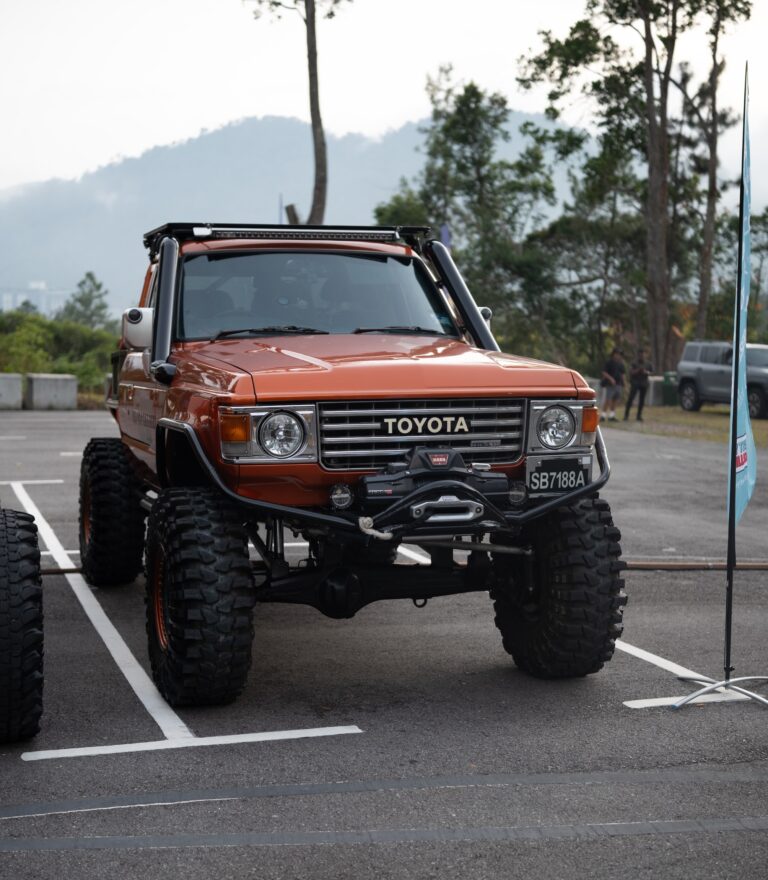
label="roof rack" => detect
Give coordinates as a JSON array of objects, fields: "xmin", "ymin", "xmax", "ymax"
[{"xmin": 142, "ymin": 223, "xmax": 433, "ymax": 259}]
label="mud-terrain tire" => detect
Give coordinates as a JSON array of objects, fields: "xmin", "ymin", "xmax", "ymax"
[
  {"xmin": 491, "ymin": 496, "xmax": 626, "ymax": 678},
  {"xmin": 145, "ymin": 488, "xmax": 255, "ymax": 706},
  {"xmin": 0, "ymin": 510, "xmax": 43, "ymax": 743},
  {"xmin": 678, "ymin": 381, "xmax": 702, "ymax": 412},
  {"xmin": 79, "ymin": 439, "xmax": 145, "ymax": 587}
]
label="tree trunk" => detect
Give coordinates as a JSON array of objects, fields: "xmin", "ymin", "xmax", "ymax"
[
  {"xmin": 695, "ymin": 14, "xmax": 722, "ymax": 340},
  {"xmin": 640, "ymin": 3, "xmax": 676, "ymax": 371},
  {"xmin": 304, "ymin": 0, "xmax": 327, "ymax": 225}
]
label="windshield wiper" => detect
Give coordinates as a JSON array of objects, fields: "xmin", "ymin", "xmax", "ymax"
[
  {"xmin": 353, "ymin": 325, "xmax": 451, "ymax": 336},
  {"xmin": 214, "ymin": 326, "xmax": 329, "ymax": 340}
]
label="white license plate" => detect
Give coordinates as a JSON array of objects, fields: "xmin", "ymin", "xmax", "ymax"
[{"xmin": 526, "ymin": 455, "xmax": 592, "ymax": 495}]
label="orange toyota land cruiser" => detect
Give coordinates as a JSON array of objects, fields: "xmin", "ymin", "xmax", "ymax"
[{"xmin": 79, "ymin": 223, "xmax": 626, "ymax": 707}]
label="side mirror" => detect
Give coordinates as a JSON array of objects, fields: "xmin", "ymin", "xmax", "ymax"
[
  {"xmin": 122, "ymin": 307, "xmax": 154, "ymax": 350},
  {"xmin": 479, "ymin": 306, "xmax": 493, "ymax": 327}
]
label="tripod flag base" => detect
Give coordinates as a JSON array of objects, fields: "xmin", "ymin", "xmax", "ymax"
[{"xmin": 672, "ymin": 676, "xmax": 768, "ymax": 709}]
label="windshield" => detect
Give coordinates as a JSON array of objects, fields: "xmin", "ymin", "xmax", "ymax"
[{"xmin": 177, "ymin": 251, "xmax": 459, "ymax": 340}]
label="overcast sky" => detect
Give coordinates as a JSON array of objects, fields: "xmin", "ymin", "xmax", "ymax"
[{"xmin": 1, "ymin": 0, "xmax": 766, "ymax": 204}]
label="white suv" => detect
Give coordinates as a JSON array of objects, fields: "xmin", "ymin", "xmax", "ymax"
[{"xmin": 676, "ymin": 340, "xmax": 768, "ymax": 418}]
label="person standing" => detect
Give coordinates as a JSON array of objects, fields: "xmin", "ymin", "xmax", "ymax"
[
  {"xmin": 624, "ymin": 348, "xmax": 653, "ymax": 422},
  {"xmin": 600, "ymin": 349, "xmax": 625, "ymax": 420}
]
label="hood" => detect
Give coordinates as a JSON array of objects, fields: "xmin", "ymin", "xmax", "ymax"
[{"xmin": 185, "ymin": 334, "xmax": 581, "ymax": 402}]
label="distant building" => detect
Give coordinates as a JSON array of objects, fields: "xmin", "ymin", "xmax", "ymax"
[{"xmin": 0, "ymin": 284, "xmax": 69, "ymax": 315}]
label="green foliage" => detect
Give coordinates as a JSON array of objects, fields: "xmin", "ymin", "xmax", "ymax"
[
  {"xmin": 0, "ymin": 313, "xmax": 54, "ymax": 375},
  {"xmin": 517, "ymin": 0, "xmax": 752, "ymax": 370},
  {"xmin": 248, "ymin": 0, "xmax": 350, "ymax": 20},
  {"xmin": 373, "ymin": 182, "xmax": 432, "ymax": 227},
  {"xmin": 55, "ymin": 272, "xmax": 118, "ymax": 334},
  {"xmin": 0, "ymin": 309, "xmax": 116, "ymax": 391}
]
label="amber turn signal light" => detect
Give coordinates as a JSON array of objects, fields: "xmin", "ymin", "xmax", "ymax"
[
  {"xmin": 220, "ymin": 413, "xmax": 250, "ymax": 443},
  {"xmin": 581, "ymin": 406, "xmax": 599, "ymax": 433}
]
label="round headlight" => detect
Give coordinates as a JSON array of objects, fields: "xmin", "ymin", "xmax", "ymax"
[
  {"xmin": 537, "ymin": 406, "xmax": 575, "ymax": 449},
  {"xmin": 259, "ymin": 412, "xmax": 305, "ymax": 458}
]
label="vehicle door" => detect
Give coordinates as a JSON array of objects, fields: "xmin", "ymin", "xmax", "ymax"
[
  {"xmin": 698, "ymin": 344, "xmax": 730, "ymax": 400},
  {"xmin": 116, "ymin": 267, "xmax": 167, "ymax": 469}
]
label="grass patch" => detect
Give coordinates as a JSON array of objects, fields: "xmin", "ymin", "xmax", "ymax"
[
  {"xmin": 77, "ymin": 391, "xmax": 107, "ymax": 410},
  {"xmin": 602, "ymin": 404, "xmax": 768, "ymax": 447}
]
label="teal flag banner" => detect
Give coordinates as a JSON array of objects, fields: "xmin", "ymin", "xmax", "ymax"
[{"xmin": 729, "ymin": 74, "xmax": 757, "ymax": 524}]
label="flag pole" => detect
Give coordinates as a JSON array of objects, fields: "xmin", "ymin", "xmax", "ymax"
[
  {"xmin": 723, "ymin": 65, "xmax": 749, "ymax": 684},
  {"xmin": 673, "ymin": 64, "xmax": 768, "ymax": 709}
]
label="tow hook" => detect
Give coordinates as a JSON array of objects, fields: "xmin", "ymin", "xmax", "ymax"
[
  {"xmin": 413, "ymin": 598, "xmax": 428, "ymax": 608},
  {"xmin": 358, "ymin": 516, "xmax": 394, "ymax": 541}
]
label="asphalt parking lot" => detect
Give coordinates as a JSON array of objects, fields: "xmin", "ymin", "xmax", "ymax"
[{"xmin": 1, "ymin": 411, "xmax": 767, "ymax": 879}]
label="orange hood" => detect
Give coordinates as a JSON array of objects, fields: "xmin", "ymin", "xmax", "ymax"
[{"xmin": 182, "ymin": 334, "xmax": 584, "ymax": 402}]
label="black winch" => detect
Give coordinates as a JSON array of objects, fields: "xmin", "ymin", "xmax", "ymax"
[{"xmin": 358, "ymin": 447, "xmax": 510, "ymax": 513}]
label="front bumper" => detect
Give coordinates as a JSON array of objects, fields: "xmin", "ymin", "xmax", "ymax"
[{"xmin": 158, "ymin": 419, "xmax": 611, "ymax": 539}]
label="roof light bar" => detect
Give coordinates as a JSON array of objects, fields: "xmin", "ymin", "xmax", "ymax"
[{"xmin": 143, "ymin": 223, "xmax": 433, "ymax": 258}]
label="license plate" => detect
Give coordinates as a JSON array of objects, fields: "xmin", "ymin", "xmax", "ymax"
[{"xmin": 526, "ymin": 455, "xmax": 592, "ymax": 495}]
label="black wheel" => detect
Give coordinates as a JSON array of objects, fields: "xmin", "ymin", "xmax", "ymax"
[
  {"xmin": 79, "ymin": 438, "xmax": 145, "ymax": 586},
  {"xmin": 0, "ymin": 510, "xmax": 43, "ymax": 743},
  {"xmin": 748, "ymin": 386, "xmax": 767, "ymax": 419},
  {"xmin": 679, "ymin": 381, "xmax": 701, "ymax": 412},
  {"xmin": 145, "ymin": 488, "xmax": 255, "ymax": 706},
  {"xmin": 491, "ymin": 496, "xmax": 627, "ymax": 678}
]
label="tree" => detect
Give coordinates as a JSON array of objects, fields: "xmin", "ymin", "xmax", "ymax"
[
  {"xmin": 674, "ymin": 1, "xmax": 751, "ymax": 338},
  {"xmin": 0, "ymin": 308, "xmax": 116, "ymax": 391},
  {"xmin": 0, "ymin": 313, "xmax": 53, "ymax": 375},
  {"xmin": 375, "ymin": 69, "xmax": 584, "ymax": 365},
  {"xmin": 55, "ymin": 272, "xmax": 116, "ymax": 333},
  {"xmin": 518, "ymin": 0, "xmax": 751, "ymax": 370},
  {"xmin": 249, "ymin": 0, "xmax": 350, "ymax": 224}
]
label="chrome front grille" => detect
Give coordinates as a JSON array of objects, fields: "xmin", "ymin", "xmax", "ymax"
[{"xmin": 318, "ymin": 398, "xmax": 525, "ymax": 470}]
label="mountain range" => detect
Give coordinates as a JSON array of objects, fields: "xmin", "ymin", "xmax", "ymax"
[{"xmin": 0, "ymin": 112, "xmax": 561, "ymax": 316}]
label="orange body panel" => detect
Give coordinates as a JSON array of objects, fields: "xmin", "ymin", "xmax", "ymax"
[{"xmin": 121, "ymin": 237, "xmax": 595, "ymax": 503}]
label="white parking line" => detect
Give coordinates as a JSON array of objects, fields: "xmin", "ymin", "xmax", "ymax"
[
  {"xmin": 59, "ymin": 452, "xmax": 82, "ymax": 457},
  {"xmin": 398, "ymin": 545, "xmax": 431, "ymax": 563},
  {"xmin": 615, "ymin": 640, "xmax": 745, "ymax": 707},
  {"xmin": 624, "ymin": 692, "xmax": 748, "ymax": 708},
  {"xmin": 9, "ymin": 481, "xmax": 194, "ymax": 742},
  {"xmin": 11, "ymin": 479, "xmax": 364, "ymax": 761},
  {"xmin": 22, "ymin": 727, "xmax": 363, "ymax": 762}
]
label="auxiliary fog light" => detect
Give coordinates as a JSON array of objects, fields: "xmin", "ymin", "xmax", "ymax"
[
  {"xmin": 508, "ymin": 481, "xmax": 527, "ymax": 507},
  {"xmin": 259, "ymin": 412, "xmax": 304, "ymax": 458},
  {"xmin": 537, "ymin": 406, "xmax": 575, "ymax": 449},
  {"xmin": 330, "ymin": 483, "xmax": 354, "ymax": 510}
]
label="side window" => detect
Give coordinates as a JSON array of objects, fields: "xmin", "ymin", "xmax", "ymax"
[
  {"xmin": 700, "ymin": 345, "xmax": 725, "ymax": 364},
  {"xmin": 147, "ymin": 266, "xmax": 159, "ymax": 308},
  {"xmin": 683, "ymin": 343, "xmax": 701, "ymax": 362}
]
